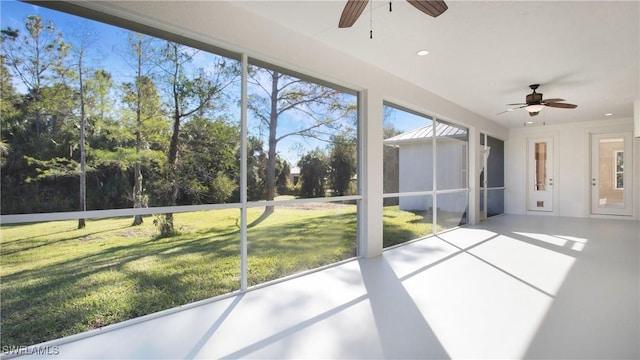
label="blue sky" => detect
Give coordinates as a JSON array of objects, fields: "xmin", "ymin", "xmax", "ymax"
[
  {"xmin": 1, "ymin": 0, "xmax": 132, "ymax": 85},
  {"xmin": 385, "ymin": 106, "xmax": 433, "ymax": 133}
]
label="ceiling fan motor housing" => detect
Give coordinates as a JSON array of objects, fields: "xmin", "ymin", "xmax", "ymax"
[{"xmin": 526, "ymin": 92, "xmax": 543, "ymax": 104}]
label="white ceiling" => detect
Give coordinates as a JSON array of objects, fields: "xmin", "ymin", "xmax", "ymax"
[{"xmin": 231, "ymin": 0, "xmax": 639, "ymax": 128}]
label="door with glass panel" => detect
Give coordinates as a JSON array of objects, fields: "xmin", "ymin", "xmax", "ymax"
[
  {"xmin": 528, "ymin": 137, "xmax": 553, "ymax": 212},
  {"xmin": 591, "ymin": 132, "xmax": 633, "ymax": 216}
]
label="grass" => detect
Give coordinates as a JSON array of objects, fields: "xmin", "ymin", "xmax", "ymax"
[{"xmin": 1, "ymin": 204, "xmax": 438, "ymax": 347}]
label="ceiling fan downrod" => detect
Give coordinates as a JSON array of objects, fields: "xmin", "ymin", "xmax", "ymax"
[{"xmin": 370, "ymin": 0, "xmax": 373, "ymax": 39}]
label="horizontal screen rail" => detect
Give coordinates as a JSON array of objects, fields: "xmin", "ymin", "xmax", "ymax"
[{"xmin": 0, "ymin": 195, "xmax": 363, "ymax": 225}]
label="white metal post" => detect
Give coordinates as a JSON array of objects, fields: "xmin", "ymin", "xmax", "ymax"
[
  {"xmin": 240, "ymin": 53, "xmax": 248, "ymax": 290},
  {"xmin": 359, "ymin": 89, "xmax": 384, "ymax": 258},
  {"xmin": 432, "ymin": 119, "xmax": 438, "ymax": 234}
]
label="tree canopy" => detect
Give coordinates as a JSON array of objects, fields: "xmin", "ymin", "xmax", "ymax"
[{"xmin": 1, "ymin": 12, "xmax": 357, "ymax": 236}]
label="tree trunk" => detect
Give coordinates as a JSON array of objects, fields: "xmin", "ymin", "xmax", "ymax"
[
  {"xmin": 132, "ymin": 159, "xmax": 143, "ymax": 226},
  {"xmin": 34, "ymin": 104, "xmax": 42, "ymax": 137},
  {"xmin": 132, "ymin": 40, "xmax": 145, "ymax": 226},
  {"xmin": 160, "ymin": 81, "xmax": 181, "ymax": 237},
  {"xmin": 159, "ymin": 212, "xmax": 174, "ymax": 237},
  {"xmin": 132, "ymin": 74, "xmax": 144, "ymax": 226}
]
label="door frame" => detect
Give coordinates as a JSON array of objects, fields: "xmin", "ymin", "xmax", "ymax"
[
  {"xmin": 479, "ymin": 133, "xmax": 489, "ymax": 221},
  {"xmin": 590, "ymin": 131, "xmax": 634, "ymax": 216}
]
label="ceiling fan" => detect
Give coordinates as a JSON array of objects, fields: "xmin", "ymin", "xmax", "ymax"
[
  {"xmin": 499, "ymin": 84, "xmax": 578, "ymax": 117},
  {"xmin": 338, "ymin": 0, "xmax": 448, "ymax": 28}
]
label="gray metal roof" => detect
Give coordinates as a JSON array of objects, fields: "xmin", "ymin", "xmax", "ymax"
[{"xmin": 383, "ymin": 123, "xmax": 468, "ymax": 145}]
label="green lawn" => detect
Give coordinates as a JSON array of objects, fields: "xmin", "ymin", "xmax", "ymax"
[{"xmin": 0, "ymin": 204, "xmax": 433, "ymax": 347}]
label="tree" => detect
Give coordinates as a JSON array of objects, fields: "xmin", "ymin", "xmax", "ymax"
[
  {"xmin": 178, "ymin": 116, "xmax": 239, "ymax": 204},
  {"xmin": 328, "ymin": 133, "xmax": 356, "ymax": 196},
  {"xmin": 2, "ymin": 17, "xmax": 83, "ymax": 214},
  {"xmin": 244, "ymin": 136, "xmax": 291, "ymax": 201},
  {"xmin": 124, "ymin": 32, "xmax": 160, "ymax": 225},
  {"xmin": 298, "ymin": 149, "xmax": 327, "ymax": 198},
  {"xmin": 118, "ymin": 75, "xmax": 168, "ymax": 211},
  {"xmin": 68, "ymin": 24, "xmax": 98, "ymax": 229},
  {"xmin": 155, "ymin": 41, "xmax": 237, "ymax": 237},
  {"xmin": 85, "ymin": 69, "xmax": 113, "ymax": 128},
  {"xmin": 0, "ymin": 139, "xmax": 9, "ymax": 167},
  {"xmin": 1, "ymin": 16, "xmax": 68, "ymax": 137},
  {"xmin": 246, "ymin": 136, "xmax": 267, "ymax": 201},
  {"xmin": 0, "ymin": 55, "xmax": 19, "ymax": 169},
  {"xmin": 275, "ymin": 158, "xmax": 291, "ymax": 195},
  {"xmin": 0, "ymin": 54, "xmax": 20, "ymax": 130},
  {"xmin": 247, "ymin": 67, "xmax": 349, "ymax": 214}
]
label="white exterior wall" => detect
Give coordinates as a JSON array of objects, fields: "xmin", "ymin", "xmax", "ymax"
[
  {"xmin": 398, "ymin": 142, "xmax": 434, "ymax": 211},
  {"xmin": 506, "ymin": 117, "xmax": 639, "ymax": 220},
  {"xmin": 397, "ymin": 140, "xmax": 466, "ymax": 211},
  {"xmin": 398, "ymin": 143, "xmax": 434, "ymax": 191}
]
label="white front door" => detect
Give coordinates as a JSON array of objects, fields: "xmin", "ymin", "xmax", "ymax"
[
  {"xmin": 528, "ymin": 137, "xmax": 553, "ymax": 212},
  {"xmin": 591, "ymin": 132, "xmax": 633, "ymax": 216}
]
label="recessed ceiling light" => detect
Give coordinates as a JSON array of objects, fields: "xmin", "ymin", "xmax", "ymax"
[
  {"xmin": 526, "ymin": 121, "xmax": 533, "ymax": 124},
  {"xmin": 416, "ymin": 50, "xmax": 430, "ymax": 56},
  {"xmin": 604, "ymin": 113, "xmax": 613, "ymax": 116}
]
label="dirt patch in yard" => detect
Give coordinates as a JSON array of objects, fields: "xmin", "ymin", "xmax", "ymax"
[{"xmin": 282, "ymin": 202, "xmax": 355, "ymax": 211}]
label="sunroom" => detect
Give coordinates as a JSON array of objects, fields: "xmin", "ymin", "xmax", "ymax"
[{"xmin": 0, "ymin": 1, "xmax": 638, "ymax": 359}]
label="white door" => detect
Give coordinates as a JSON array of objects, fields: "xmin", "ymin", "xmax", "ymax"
[
  {"xmin": 528, "ymin": 137, "xmax": 553, "ymax": 212},
  {"xmin": 591, "ymin": 132, "xmax": 633, "ymax": 216}
]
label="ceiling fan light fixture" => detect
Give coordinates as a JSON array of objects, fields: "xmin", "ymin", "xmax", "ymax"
[{"xmin": 526, "ymin": 104, "xmax": 544, "ymax": 113}]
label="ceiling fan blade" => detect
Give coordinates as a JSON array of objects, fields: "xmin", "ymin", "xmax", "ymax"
[
  {"xmin": 541, "ymin": 98, "xmax": 565, "ymax": 104},
  {"xmin": 407, "ymin": 0, "xmax": 448, "ymax": 18},
  {"xmin": 545, "ymin": 102, "xmax": 577, "ymax": 109},
  {"xmin": 339, "ymin": 0, "xmax": 369, "ymax": 28},
  {"xmin": 497, "ymin": 105, "xmax": 526, "ymax": 115},
  {"xmin": 506, "ymin": 103, "xmax": 526, "ymax": 106}
]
